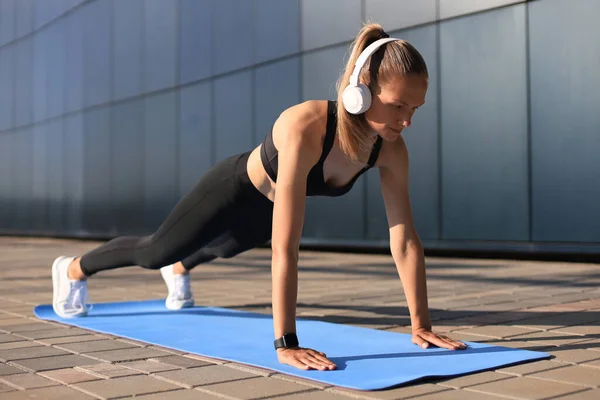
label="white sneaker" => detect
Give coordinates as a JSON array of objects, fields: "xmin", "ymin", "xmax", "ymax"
[
  {"xmin": 160, "ymin": 264, "xmax": 194, "ymax": 310},
  {"xmin": 52, "ymin": 256, "xmax": 89, "ymax": 318}
]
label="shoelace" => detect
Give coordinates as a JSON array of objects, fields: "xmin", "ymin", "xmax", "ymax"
[
  {"xmin": 66, "ymin": 281, "xmax": 90, "ymax": 314},
  {"xmin": 173, "ymin": 274, "xmax": 191, "ymax": 300}
]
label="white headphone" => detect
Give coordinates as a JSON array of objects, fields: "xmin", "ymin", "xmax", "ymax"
[{"xmin": 342, "ymin": 37, "xmax": 399, "ymax": 114}]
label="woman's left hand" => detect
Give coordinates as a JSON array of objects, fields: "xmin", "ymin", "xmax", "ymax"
[{"xmin": 412, "ymin": 328, "xmax": 467, "ymax": 350}]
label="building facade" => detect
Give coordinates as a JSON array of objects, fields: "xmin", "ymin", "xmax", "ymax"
[{"xmin": 0, "ymin": 0, "xmax": 598, "ymax": 255}]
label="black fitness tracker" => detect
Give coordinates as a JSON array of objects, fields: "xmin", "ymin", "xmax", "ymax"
[{"xmin": 274, "ymin": 332, "xmax": 299, "ymax": 350}]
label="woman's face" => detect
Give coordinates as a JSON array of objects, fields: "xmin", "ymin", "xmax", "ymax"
[{"xmin": 364, "ymin": 74, "xmax": 428, "ymax": 142}]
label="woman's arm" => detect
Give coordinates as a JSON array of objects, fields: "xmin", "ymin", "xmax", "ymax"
[
  {"xmin": 379, "ymin": 138, "xmax": 465, "ymax": 350},
  {"xmin": 269, "ymin": 103, "xmax": 338, "ymax": 370}
]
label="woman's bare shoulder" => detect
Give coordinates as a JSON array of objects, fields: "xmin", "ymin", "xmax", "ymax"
[{"xmin": 272, "ymin": 100, "xmax": 329, "ymax": 152}]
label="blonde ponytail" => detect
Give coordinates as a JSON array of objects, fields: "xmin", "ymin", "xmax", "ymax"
[{"xmin": 336, "ymin": 23, "xmax": 428, "ymax": 163}]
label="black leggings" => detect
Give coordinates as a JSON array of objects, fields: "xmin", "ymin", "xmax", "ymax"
[{"xmin": 79, "ymin": 151, "xmax": 274, "ymax": 277}]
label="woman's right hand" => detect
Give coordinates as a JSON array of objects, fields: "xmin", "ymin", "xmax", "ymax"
[{"xmin": 277, "ymin": 347, "xmax": 337, "ymax": 371}]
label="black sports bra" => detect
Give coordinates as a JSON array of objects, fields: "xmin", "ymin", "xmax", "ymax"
[{"xmin": 260, "ymin": 100, "xmax": 383, "ymax": 197}]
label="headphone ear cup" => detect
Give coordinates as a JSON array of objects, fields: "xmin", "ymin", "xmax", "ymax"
[{"xmin": 342, "ymin": 83, "xmax": 372, "ymax": 114}]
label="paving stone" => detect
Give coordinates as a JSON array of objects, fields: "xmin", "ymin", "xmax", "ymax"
[
  {"xmin": 0, "ymin": 319, "xmax": 32, "ymax": 327},
  {"xmin": 549, "ymin": 348, "xmax": 600, "ymax": 364},
  {"xmin": 136, "ymin": 389, "xmax": 223, "ymax": 399},
  {"xmin": 82, "ymin": 347, "xmax": 172, "ymax": 362},
  {"xmin": 0, "ymin": 341, "xmax": 40, "ymax": 350},
  {"xmin": 150, "ymin": 355, "xmax": 214, "ymax": 368},
  {"xmin": 468, "ymin": 376, "xmax": 586, "ymax": 399},
  {"xmin": 1, "ymin": 322, "xmax": 60, "ymax": 333},
  {"xmin": 270, "ymin": 372, "xmax": 333, "ymax": 389},
  {"xmin": 15, "ymin": 328, "xmax": 90, "ymax": 340},
  {"xmin": 328, "ymin": 383, "xmax": 450, "ymax": 399},
  {"xmin": 0, "ymin": 382, "xmax": 14, "ymax": 393},
  {"xmin": 552, "ymin": 325, "xmax": 600, "ymax": 336},
  {"xmin": 39, "ymin": 368, "xmax": 101, "ymax": 384},
  {"xmin": 0, "ymin": 385, "xmax": 96, "ymax": 399},
  {"xmin": 0, "ymin": 373, "xmax": 60, "ymax": 390},
  {"xmin": 454, "ymin": 325, "xmax": 541, "ymax": 339},
  {"xmin": 0, "ymin": 334, "xmax": 24, "ymax": 344},
  {"xmin": 12, "ymin": 354, "xmax": 102, "ymax": 372},
  {"xmin": 0, "ymin": 363, "xmax": 27, "ymax": 376},
  {"xmin": 497, "ymin": 360, "xmax": 567, "ymax": 376},
  {"xmin": 0, "ymin": 345, "xmax": 68, "ymax": 361},
  {"xmin": 74, "ymin": 374, "xmax": 181, "ymax": 398},
  {"xmin": 272, "ymin": 390, "xmax": 384, "ymax": 400},
  {"xmin": 436, "ymin": 371, "xmax": 513, "ymax": 389},
  {"xmin": 182, "ymin": 353, "xmax": 228, "ymax": 365},
  {"xmin": 120, "ymin": 359, "xmax": 181, "ymax": 373},
  {"xmin": 405, "ymin": 389, "xmax": 503, "ymax": 399},
  {"xmin": 509, "ymin": 330, "xmax": 589, "ymax": 346},
  {"xmin": 77, "ymin": 362, "xmax": 143, "ymax": 378},
  {"xmin": 225, "ymin": 362, "xmax": 276, "ymax": 377},
  {"xmin": 531, "ymin": 365, "xmax": 600, "ymax": 387},
  {"xmin": 156, "ymin": 365, "xmax": 257, "ymax": 388},
  {"xmin": 56, "ymin": 339, "xmax": 139, "ymax": 354},
  {"xmin": 553, "ymin": 388, "xmax": 600, "ymax": 399},
  {"xmin": 36, "ymin": 334, "xmax": 107, "ymax": 345},
  {"xmin": 203, "ymin": 376, "xmax": 312, "ymax": 399}
]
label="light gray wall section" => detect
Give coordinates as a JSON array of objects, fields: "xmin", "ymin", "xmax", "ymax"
[
  {"xmin": 33, "ymin": 28, "xmax": 46, "ymax": 122},
  {"xmin": 254, "ymin": 57, "xmax": 301, "ymax": 146},
  {"xmin": 179, "ymin": 82, "xmax": 213, "ymax": 197},
  {"xmin": 64, "ymin": 114, "xmax": 84, "ymax": 234},
  {"xmin": 179, "ymin": 0, "xmax": 212, "ymax": 84},
  {"xmin": 0, "ymin": 0, "xmax": 15, "ymax": 47},
  {"xmin": 0, "ymin": 44, "xmax": 13, "ymax": 131},
  {"xmin": 46, "ymin": 21, "xmax": 66, "ymax": 119},
  {"xmin": 13, "ymin": 128, "xmax": 33, "ymax": 231},
  {"xmin": 14, "ymin": 37, "xmax": 33, "ymax": 127},
  {"xmin": 111, "ymin": 99, "xmax": 145, "ymax": 235},
  {"xmin": 32, "ymin": 123, "xmax": 48, "ymax": 232},
  {"xmin": 65, "ymin": 10, "xmax": 84, "ymax": 114},
  {"xmin": 83, "ymin": 107, "xmax": 112, "ymax": 234},
  {"xmin": 15, "ymin": 0, "xmax": 33, "ymax": 39},
  {"xmin": 529, "ymin": 0, "xmax": 600, "ymax": 242},
  {"xmin": 144, "ymin": 92, "xmax": 178, "ymax": 232},
  {"xmin": 46, "ymin": 118, "xmax": 64, "ymax": 233},
  {"xmin": 144, "ymin": 0, "xmax": 177, "ymax": 93},
  {"xmin": 214, "ymin": 71, "xmax": 254, "ymax": 161},
  {"xmin": 0, "ymin": 133, "xmax": 13, "ymax": 229},
  {"xmin": 302, "ymin": 44, "xmax": 348, "ymax": 101},
  {"xmin": 366, "ymin": 25, "xmax": 440, "ymax": 241},
  {"xmin": 439, "ymin": 0, "xmax": 525, "ymax": 20},
  {"xmin": 113, "ymin": 0, "xmax": 143, "ymax": 101},
  {"xmin": 365, "ymin": 0, "xmax": 437, "ymax": 31},
  {"xmin": 301, "ymin": 0, "xmax": 362, "ymax": 51},
  {"xmin": 212, "ymin": 0, "xmax": 254, "ymax": 75},
  {"xmin": 255, "ymin": 0, "xmax": 300, "ymax": 63},
  {"xmin": 83, "ymin": 0, "xmax": 111, "ymax": 108},
  {"xmin": 440, "ymin": 4, "xmax": 529, "ymax": 241}
]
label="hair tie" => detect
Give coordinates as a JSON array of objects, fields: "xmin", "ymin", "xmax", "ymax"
[{"xmin": 379, "ymin": 31, "xmax": 389, "ymax": 39}]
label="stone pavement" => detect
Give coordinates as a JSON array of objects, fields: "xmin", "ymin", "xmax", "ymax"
[{"xmin": 0, "ymin": 236, "xmax": 599, "ymax": 400}]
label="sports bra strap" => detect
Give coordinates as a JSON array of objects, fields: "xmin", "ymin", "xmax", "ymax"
[{"xmin": 366, "ymin": 136, "xmax": 383, "ymax": 168}]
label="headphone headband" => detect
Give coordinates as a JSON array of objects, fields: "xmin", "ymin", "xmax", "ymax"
[{"xmin": 349, "ymin": 37, "xmax": 399, "ymax": 86}]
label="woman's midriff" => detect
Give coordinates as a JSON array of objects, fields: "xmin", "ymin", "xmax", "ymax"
[{"xmin": 246, "ymin": 146, "xmax": 277, "ymax": 202}]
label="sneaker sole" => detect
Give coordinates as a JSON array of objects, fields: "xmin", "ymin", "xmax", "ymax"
[
  {"xmin": 166, "ymin": 298, "xmax": 195, "ymax": 310},
  {"xmin": 52, "ymin": 256, "xmax": 87, "ymax": 318}
]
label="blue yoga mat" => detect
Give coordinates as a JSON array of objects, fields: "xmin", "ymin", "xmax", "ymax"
[{"xmin": 34, "ymin": 300, "xmax": 550, "ymax": 390}]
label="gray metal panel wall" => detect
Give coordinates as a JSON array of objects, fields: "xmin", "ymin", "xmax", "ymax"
[
  {"xmin": 440, "ymin": 5, "xmax": 529, "ymax": 241},
  {"xmin": 529, "ymin": 0, "xmax": 600, "ymax": 242},
  {"xmin": 0, "ymin": 0, "xmax": 598, "ymax": 255}
]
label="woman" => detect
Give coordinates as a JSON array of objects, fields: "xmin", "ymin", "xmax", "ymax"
[{"xmin": 51, "ymin": 23, "xmax": 466, "ymax": 372}]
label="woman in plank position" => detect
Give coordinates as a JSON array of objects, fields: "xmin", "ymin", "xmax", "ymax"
[{"xmin": 52, "ymin": 23, "xmax": 466, "ymax": 371}]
